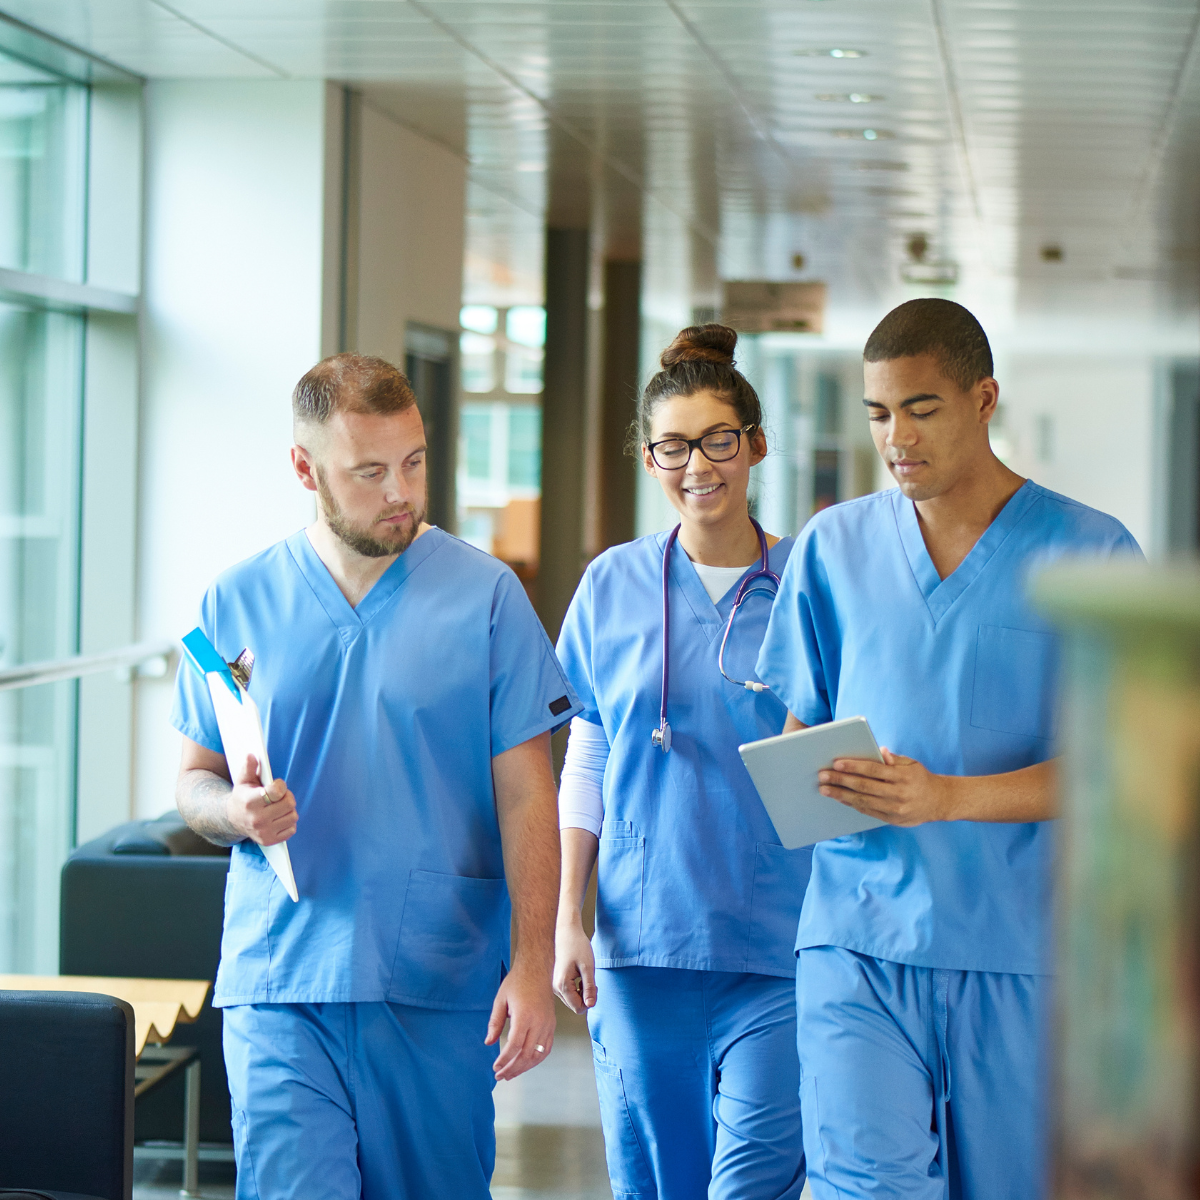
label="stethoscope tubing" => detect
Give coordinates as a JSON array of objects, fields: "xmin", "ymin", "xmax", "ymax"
[{"xmin": 654, "ymin": 518, "xmax": 781, "ymax": 752}]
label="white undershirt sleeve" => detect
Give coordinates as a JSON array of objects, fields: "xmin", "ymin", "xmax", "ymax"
[{"xmin": 558, "ymin": 716, "xmax": 609, "ymax": 837}]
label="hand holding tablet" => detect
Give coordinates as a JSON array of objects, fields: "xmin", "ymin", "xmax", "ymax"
[{"xmin": 739, "ymin": 717, "xmax": 887, "ymax": 849}]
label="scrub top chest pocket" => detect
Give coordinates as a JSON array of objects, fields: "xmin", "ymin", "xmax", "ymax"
[{"xmin": 970, "ymin": 623, "xmax": 1058, "ymax": 740}]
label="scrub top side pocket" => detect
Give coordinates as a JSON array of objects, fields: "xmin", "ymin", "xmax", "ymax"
[
  {"xmin": 970, "ymin": 624, "xmax": 1057, "ymax": 740},
  {"xmin": 593, "ymin": 821, "xmax": 645, "ymax": 965},
  {"xmin": 388, "ymin": 869, "xmax": 509, "ymax": 1009}
]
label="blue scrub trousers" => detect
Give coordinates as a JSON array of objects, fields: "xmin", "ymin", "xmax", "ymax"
[
  {"xmin": 588, "ymin": 966, "xmax": 806, "ymax": 1200},
  {"xmin": 222, "ymin": 1001, "xmax": 498, "ymax": 1200},
  {"xmin": 796, "ymin": 947, "xmax": 1048, "ymax": 1200}
]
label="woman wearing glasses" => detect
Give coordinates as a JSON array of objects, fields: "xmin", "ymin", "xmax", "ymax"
[{"xmin": 554, "ymin": 324, "xmax": 810, "ymax": 1200}]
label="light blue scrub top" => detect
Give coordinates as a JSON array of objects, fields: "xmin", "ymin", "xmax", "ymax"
[
  {"xmin": 171, "ymin": 528, "xmax": 580, "ymax": 1011},
  {"xmin": 556, "ymin": 532, "xmax": 811, "ymax": 979},
  {"xmin": 756, "ymin": 481, "xmax": 1142, "ymax": 975}
]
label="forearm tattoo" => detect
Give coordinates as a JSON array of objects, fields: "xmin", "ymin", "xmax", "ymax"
[{"xmin": 177, "ymin": 769, "xmax": 242, "ymax": 846}]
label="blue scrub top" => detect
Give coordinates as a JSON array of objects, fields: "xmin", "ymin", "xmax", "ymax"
[
  {"xmin": 756, "ymin": 480, "xmax": 1142, "ymax": 975},
  {"xmin": 171, "ymin": 528, "xmax": 580, "ymax": 1010},
  {"xmin": 556, "ymin": 532, "xmax": 811, "ymax": 979}
]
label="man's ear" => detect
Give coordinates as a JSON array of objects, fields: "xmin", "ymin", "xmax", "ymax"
[
  {"xmin": 977, "ymin": 377, "xmax": 1001, "ymax": 425},
  {"xmin": 291, "ymin": 443, "xmax": 319, "ymax": 493}
]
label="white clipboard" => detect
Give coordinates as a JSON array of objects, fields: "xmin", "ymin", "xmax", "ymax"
[
  {"xmin": 182, "ymin": 629, "xmax": 299, "ymax": 901},
  {"xmin": 739, "ymin": 716, "xmax": 886, "ymax": 849}
]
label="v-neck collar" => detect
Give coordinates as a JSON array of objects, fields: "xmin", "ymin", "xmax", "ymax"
[
  {"xmin": 286, "ymin": 526, "xmax": 445, "ymax": 647},
  {"xmin": 893, "ymin": 480, "xmax": 1041, "ymax": 624},
  {"xmin": 656, "ymin": 530, "xmax": 790, "ymax": 643}
]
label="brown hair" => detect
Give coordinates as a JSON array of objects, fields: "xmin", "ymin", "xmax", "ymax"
[
  {"xmin": 292, "ymin": 353, "xmax": 416, "ymax": 425},
  {"xmin": 863, "ymin": 299, "xmax": 993, "ymax": 392},
  {"xmin": 631, "ymin": 324, "xmax": 764, "ymax": 451}
]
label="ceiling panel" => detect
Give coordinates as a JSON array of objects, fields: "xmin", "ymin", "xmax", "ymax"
[{"xmin": 0, "ymin": 0, "xmax": 1195, "ymax": 318}]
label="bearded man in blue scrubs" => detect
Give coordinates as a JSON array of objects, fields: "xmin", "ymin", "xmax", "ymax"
[
  {"xmin": 172, "ymin": 353, "xmax": 579, "ymax": 1200},
  {"xmin": 756, "ymin": 299, "xmax": 1141, "ymax": 1200}
]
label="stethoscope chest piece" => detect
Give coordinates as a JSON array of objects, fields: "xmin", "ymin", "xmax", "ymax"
[{"xmin": 651, "ymin": 719, "xmax": 672, "ymax": 753}]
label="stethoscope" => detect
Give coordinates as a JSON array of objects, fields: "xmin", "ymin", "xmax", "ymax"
[{"xmin": 651, "ymin": 518, "xmax": 782, "ymax": 752}]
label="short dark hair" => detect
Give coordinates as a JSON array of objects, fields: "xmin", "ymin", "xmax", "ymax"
[
  {"xmin": 293, "ymin": 353, "xmax": 416, "ymax": 424},
  {"xmin": 863, "ymin": 299, "xmax": 993, "ymax": 392},
  {"xmin": 630, "ymin": 323, "xmax": 764, "ymax": 452}
]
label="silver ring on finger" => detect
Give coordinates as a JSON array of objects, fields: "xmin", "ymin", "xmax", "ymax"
[{"xmin": 535, "ymin": 1044, "xmax": 545, "ymax": 1053}]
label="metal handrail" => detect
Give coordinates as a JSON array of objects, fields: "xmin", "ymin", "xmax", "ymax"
[{"xmin": 0, "ymin": 640, "xmax": 175, "ymax": 692}]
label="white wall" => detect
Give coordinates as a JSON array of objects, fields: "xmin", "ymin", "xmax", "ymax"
[
  {"xmin": 999, "ymin": 356, "xmax": 1157, "ymax": 551},
  {"xmin": 133, "ymin": 80, "xmax": 336, "ymax": 818},
  {"xmin": 349, "ymin": 100, "xmax": 466, "ymax": 354}
]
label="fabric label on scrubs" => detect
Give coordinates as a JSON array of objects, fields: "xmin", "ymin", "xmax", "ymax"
[{"xmin": 549, "ymin": 695, "xmax": 572, "ymax": 716}]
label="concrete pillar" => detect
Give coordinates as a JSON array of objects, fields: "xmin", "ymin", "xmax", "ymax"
[
  {"xmin": 537, "ymin": 228, "xmax": 590, "ymax": 639},
  {"xmin": 599, "ymin": 260, "xmax": 641, "ymax": 552}
]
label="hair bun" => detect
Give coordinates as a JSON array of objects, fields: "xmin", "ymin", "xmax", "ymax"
[{"xmin": 660, "ymin": 323, "xmax": 737, "ymax": 369}]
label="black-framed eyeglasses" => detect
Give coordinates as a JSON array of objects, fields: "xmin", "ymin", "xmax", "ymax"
[{"xmin": 646, "ymin": 425, "xmax": 757, "ymax": 470}]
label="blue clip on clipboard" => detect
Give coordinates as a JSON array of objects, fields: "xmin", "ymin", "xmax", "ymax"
[{"xmin": 180, "ymin": 627, "xmax": 298, "ymax": 901}]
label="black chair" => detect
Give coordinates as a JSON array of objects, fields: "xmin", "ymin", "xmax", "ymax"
[
  {"xmin": 0, "ymin": 990, "xmax": 135, "ymax": 1200},
  {"xmin": 60, "ymin": 813, "xmax": 231, "ymax": 1147}
]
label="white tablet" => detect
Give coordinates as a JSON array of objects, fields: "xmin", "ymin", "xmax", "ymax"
[{"xmin": 739, "ymin": 716, "xmax": 886, "ymax": 849}]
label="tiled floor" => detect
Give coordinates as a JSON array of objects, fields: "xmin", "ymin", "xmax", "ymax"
[
  {"xmin": 133, "ymin": 1007, "xmax": 810, "ymax": 1199},
  {"xmin": 492, "ymin": 1012, "xmax": 611, "ymax": 1199}
]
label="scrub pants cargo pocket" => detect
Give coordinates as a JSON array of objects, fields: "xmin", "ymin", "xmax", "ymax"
[
  {"xmin": 594, "ymin": 821, "xmax": 645, "ymax": 962},
  {"xmin": 591, "ymin": 1041, "xmax": 654, "ymax": 1199},
  {"xmin": 230, "ymin": 1109, "xmax": 261, "ymax": 1200},
  {"xmin": 798, "ymin": 1076, "xmax": 836, "ymax": 1199},
  {"xmin": 389, "ymin": 870, "xmax": 508, "ymax": 1008}
]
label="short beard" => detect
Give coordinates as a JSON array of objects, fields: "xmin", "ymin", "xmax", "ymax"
[{"xmin": 315, "ymin": 468, "xmax": 425, "ymax": 559}]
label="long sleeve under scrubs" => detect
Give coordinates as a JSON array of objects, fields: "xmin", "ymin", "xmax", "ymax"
[
  {"xmin": 556, "ymin": 531, "xmax": 811, "ymax": 1200},
  {"xmin": 171, "ymin": 528, "xmax": 580, "ymax": 1200},
  {"xmin": 756, "ymin": 480, "xmax": 1142, "ymax": 1200}
]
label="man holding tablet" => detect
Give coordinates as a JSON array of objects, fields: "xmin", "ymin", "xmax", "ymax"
[{"xmin": 756, "ymin": 299, "xmax": 1140, "ymax": 1199}]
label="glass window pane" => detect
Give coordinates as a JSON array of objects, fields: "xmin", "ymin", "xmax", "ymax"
[
  {"xmin": 460, "ymin": 332, "xmax": 496, "ymax": 393},
  {"xmin": 461, "ymin": 406, "xmax": 493, "ymax": 480},
  {"xmin": 506, "ymin": 306, "xmax": 545, "ymax": 347},
  {"xmin": 0, "ymin": 302, "xmax": 84, "ymax": 972},
  {"xmin": 0, "ymin": 56, "xmax": 88, "ymax": 281},
  {"xmin": 460, "ymin": 305, "xmax": 498, "ymax": 334},
  {"xmin": 504, "ymin": 345, "xmax": 544, "ymax": 395},
  {"xmin": 508, "ymin": 406, "xmax": 542, "ymax": 491}
]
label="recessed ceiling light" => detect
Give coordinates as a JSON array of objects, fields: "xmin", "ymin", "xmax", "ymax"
[
  {"xmin": 833, "ymin": 128, "xmax": 894, "ymax": 140},
  {"xmin": 816, "ymin": 93, "xmax": 883, "ymax": 103},
  {"xmin": 796, "ymin": 48, "xmax": 867, "ymax": 58}
]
